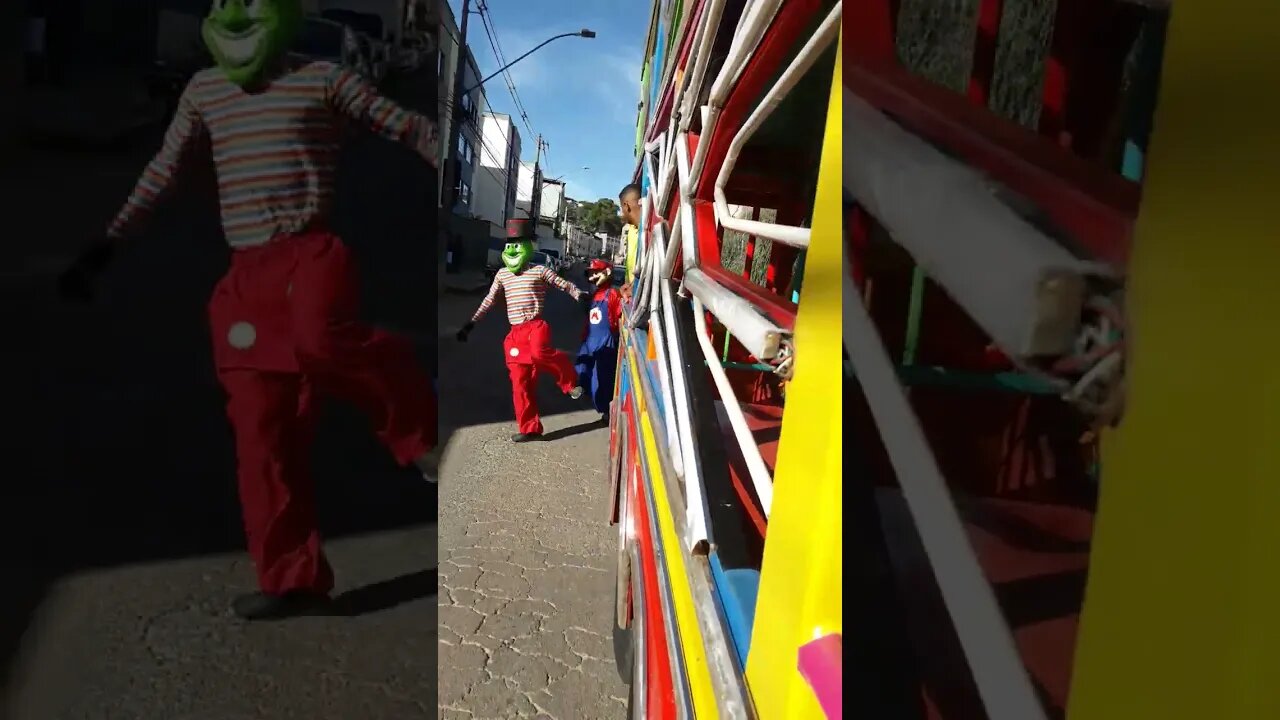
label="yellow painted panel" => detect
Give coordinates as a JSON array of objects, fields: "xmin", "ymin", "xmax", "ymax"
[
  {"xmin": 746, "ymin": 37, "xmax": 844, "ymax": 719},
  {"xmin": 1068, "ymin": 4, "xmax": 1280, "ymax": 719}
]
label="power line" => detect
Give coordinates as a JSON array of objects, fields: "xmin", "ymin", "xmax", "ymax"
[
  {"xmin": 475, "ymin": 1, "xmax": 540, "ymax": 157},
  {"xmin": 438, "ymin": 0, "xmax": 561, "ymax": 179}
]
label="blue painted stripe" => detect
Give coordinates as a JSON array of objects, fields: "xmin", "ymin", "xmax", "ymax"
[{"xmin": 708, "ymin": 552, "xmax": 761, "ymax": 670}]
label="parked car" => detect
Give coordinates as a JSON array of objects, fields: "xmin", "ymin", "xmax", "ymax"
[{"xmin": 541, "ymin": 248, "xmax": 564, "ymax": 271}]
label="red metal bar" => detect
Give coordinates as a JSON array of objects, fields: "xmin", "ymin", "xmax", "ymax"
[
  {"xmin": 692, "ymin": 0, "xmax": 824, "ymax": 200},
  {"xmin": 1039, "ymin": 0, "xmax": 1144, "ymax": 160},
  {"xmin": 845, "ymin": 0, "xmax": 898, "ymax": 64},
  {"xmin": 845, "ymin": 61, "xmax": 1138, "ymax": 268},
  {"xmin": 692, "ymin": 200, "xmax": 798, "ymax": 330},
  {"xmin": 968, "ymin": 0, "xmax": 1004, "ymax": 106}
]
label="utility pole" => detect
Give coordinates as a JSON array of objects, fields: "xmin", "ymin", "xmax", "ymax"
[
  {"xmin": 531, "ymin": 134, "xmax": 544, "ymax": 223},
  {"xmin": 442, "ymin": 0, "xmax": 471, "ymax": 225}
]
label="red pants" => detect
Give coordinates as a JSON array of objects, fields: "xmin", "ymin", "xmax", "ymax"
[
  {"xmin": 504, "ymin": 317, "xmax": 578, "ymax": 435},
  {"xmin": 209, "ymin": 231, "xmax": 436, "ymax": 595}
]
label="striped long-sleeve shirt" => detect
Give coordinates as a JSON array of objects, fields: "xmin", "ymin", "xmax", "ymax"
[
  {"xmin": 473, "ymin": 265, "xmax": 583, "ymax": 325},
  {"xmin": 107, "ymin": 61, "xmax": 437, "ymax": 247}
]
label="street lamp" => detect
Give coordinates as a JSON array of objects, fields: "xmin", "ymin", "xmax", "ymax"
[
  {"xmin": 444, "ymin": 26, "xmax": 596, "ymax": 221},
  {"xmin": 461, "ymin": 29, "xmax": 597, "ymax": 96}
]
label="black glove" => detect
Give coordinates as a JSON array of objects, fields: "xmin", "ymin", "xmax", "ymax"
[
  {"xmin": 58, "ymin": 239, "xmax": 116, "ymax": 302},
  {"xmin": 456, "ymin": 321, "xmax": 475, "ymax": 342}
]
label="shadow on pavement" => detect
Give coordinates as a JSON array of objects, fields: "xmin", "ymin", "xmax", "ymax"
[
  {"xmin": 0, "ymin": 129, "xmax": 440, "ymax": 695},
  {"xmin": 336, "ymin": 567, "xmax": 439, "ymax": 617}
]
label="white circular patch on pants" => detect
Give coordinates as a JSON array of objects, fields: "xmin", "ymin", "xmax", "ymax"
[
  {"xmin": 227, "ymin": 321, "xmax": 257, "ymax": 349},
  {"xmin": 509, "ymin": 347, "xmax": 520, "ymax": 357}
]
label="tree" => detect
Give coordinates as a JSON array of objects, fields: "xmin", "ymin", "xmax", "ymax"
[{"xmin": 575, "ymin": 198, "xmax": 623, "ymax": 236}]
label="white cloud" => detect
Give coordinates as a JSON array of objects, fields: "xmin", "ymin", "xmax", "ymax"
[{"xmin": 590, "ymin": 51, "xmax": 644, "ymax": 127}]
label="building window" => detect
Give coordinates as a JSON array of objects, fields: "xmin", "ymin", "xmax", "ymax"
[
  {"xmin": 456, "ymin": 180, "xmax": 471, "ymax": 206},
  {"xmin": 457, "ymin": 135, "xmax": 475, "ymax": 166}
]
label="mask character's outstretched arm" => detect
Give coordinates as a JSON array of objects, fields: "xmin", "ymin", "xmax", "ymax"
[
  {"xmin": 539, "ymin": 266, "xmax": 584, "ymax": 301},
  {"xmin": 326, "ymin": 66, "xmax": 438, "ymax": 167},
  {"xmin": 471, "ymin": 273, "xmax": 505, "ymax": 323},
  {"xmin": 107, "ymin": 85, "xmax": 207, "ymax": 240}
]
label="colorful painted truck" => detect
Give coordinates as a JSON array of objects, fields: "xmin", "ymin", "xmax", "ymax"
[
  {"xmin": 613, "ymin": 0, "xmax": 1278, "ymax": 718},
  {"xmin": 608, "ymin": 0, "xmax": 841, "ymax": 717},
  {"xmin": 840, "ymin": 1, "xmax": 1274, "ymax": 719}
]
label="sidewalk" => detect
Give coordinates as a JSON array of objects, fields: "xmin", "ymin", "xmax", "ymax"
[{"xmin": 437, "ymin": 290, "xmax": 627, "ymax": 719}]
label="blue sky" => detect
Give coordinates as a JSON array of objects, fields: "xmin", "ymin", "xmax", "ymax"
[{"xmin": 447, "ymin": 0, "xmax": 649, "ymax": 204}]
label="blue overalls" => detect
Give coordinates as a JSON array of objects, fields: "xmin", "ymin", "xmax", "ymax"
[{"xmin": 575, "ymin": 290, "xmax": 619, "ymax": 415}]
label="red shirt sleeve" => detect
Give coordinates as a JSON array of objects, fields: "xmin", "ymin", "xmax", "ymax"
[{"xmin": 608, "ymin": 289, "xmax": 623, "ymax": 333}]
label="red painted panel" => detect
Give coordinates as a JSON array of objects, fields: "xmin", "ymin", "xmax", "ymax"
[
  {"xmin": 632, "ymin": 462, "xmax": 678, "ymax": 720},
  {"xmin": 845, "ymin": 61, "xmax": 1138, "ymax": 269}
]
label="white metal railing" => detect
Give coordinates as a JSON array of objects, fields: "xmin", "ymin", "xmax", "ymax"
[
  {"xmin": 678, "ymin": 0, "xmax": 730, "ymax": 133},
  {"xmin": 641, "ymin": 137, "xmax": 709, "ymax": 547},
  {"xmin": 644, "ymin": 222, "xmax": 686, "ymax": 481},
  {"xmin": 691, "ymin": 297, "xmax": 775, "ymax": 516},
  {"xmin": 842, "ymin": 88, "xmax": 1114, "ymax": 357},
  {"xmin": 691, "ymin": 0, "xmax": 783, "ymax": 183},
  {"xmin": 712, "ymin": 3, "xmax": 843, "ymax": 250},
  {"xmin": 625, "ymin": 0, "xmax": 844, "ymax": 539},
  {"xmin": 840, "ymin": 239, "xmax": 1048, "ymax": 720}
]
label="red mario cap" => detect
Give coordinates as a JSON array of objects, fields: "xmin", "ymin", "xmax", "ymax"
[{"xmin": 587, "ymin": 259, "xmax": 612, "ymax": 273}]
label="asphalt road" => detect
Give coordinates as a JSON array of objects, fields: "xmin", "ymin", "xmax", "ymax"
[
  {"xmin": 436, "ymin": 278, "xmax": 628, "ymax": 719},
  {"xmin": 1, "ymin": 125, "xmax": 440, "ymax": 719}
]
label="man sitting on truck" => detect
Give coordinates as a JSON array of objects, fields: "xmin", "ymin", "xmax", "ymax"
[{"xmin": 619, "ymin": 183, "xmax": 642, "ymax": 298}]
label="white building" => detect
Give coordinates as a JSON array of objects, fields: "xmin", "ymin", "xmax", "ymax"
[
  {"xmin": 470, "ymin": 112, "xmax": 522, "ymax": 230},
  {"xmin": 516, "ymin": 161, "xmax": 537, "ymax": 213}
]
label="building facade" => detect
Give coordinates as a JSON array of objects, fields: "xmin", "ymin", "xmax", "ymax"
[
  {"xmin": 436, "ymin": 0, "xmax": 486, "ymax": 219},
  {"xmin": 470, "ymin": 111, "xmax": 521, "ymax": 231}
]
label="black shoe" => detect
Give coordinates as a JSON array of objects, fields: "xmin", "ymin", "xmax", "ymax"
[
  {"xmin": 511, "ymin": 432, "xmax": 544, "ymax": 443},
  {"xmin": 232, "ymin": 590, "xmax": 333, "ymax": 621}
]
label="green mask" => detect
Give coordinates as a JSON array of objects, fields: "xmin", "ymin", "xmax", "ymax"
[
  {"xmin": 202, "ymin": 0, "xmax": 302, "ymax": 87},
  {"xmin": 502, "ymin": 240, "xmax": 535, "ymax": 273}
]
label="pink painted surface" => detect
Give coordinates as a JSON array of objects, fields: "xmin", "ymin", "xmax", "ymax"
[{"xmin": 797, "ymin": 634, "xmax": 843, "ymax": 718}]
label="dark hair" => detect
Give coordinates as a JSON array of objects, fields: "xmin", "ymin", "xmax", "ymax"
[{"xmin": 619, "ymin": 183, "xmax": 641, "ymax": 201}]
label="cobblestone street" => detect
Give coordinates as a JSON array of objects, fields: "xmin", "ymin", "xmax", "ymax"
[{"xmin": 436, "ymin": 287, "xmax": 628, "ymax": 719}]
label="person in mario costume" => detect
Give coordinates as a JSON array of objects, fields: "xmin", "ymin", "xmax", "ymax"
[
  {"xmin": 575, "ymin": 259, "xmax": 623, "ymax": 419},
  {"xmin": 58, "ymin": 0, "xmax": 440, "ymax": 621},
  {"xmin": 457, "ymin": 218, "xmax": 588, "ymax": 441}
]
